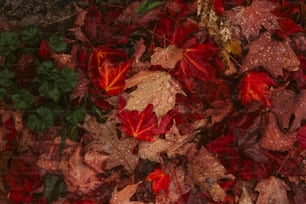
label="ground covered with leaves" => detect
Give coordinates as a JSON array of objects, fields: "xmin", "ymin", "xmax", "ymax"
[{"xmin": 0, "ymin": 0, "xmax": 305, "ymax": 203}]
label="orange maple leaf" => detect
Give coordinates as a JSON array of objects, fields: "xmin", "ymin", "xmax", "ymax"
[
  {"xmin": 117, "ymin": 104, "xmax": 158, "ymax": 141},
  {"xmin": 146, "ymin": 168, "xmax": 170, "ymax": 194},
  {"xmin": 239, "ymin": 71, "xmax": 275, "ymax": 106}
]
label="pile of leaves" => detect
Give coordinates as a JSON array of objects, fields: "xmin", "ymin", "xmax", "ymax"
[{"xmin": 0, "ymin": 0, "xmax": 305, "ymax": 203}]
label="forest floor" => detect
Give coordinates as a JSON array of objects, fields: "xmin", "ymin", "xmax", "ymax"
[{"xmin": 0, "ymin": 0, "xmax": 305, "ymax": 203}]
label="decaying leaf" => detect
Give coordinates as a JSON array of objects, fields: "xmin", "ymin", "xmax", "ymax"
[
  {"xmin": 70, "ymin": 69, "xmax": 89, "ymax": 102},
  {"xmin": 37, "ymin": 137, "xmax": 78, "ymax": 173},
  {"xmin": 110, "ymin": 182, "xmax": 145, "ymax": 204},
  {"xmin": 239, "ymin": 186, "xmax": 253, "ymax": 204},
  {"xmin": 133, "ymin": 38, "xmax": 146, "ymax": 63},
  {"xmin": 271, "ymin": 89, "xmax": 306, "ymax": 131},
  {"xmin": 138, "ymin": 138, "xmax": 173, "ymax": 162},
  {"xmin": 105, "ymin": 137, "xmax": 139, "ymax": 173},
  {"xmin": 59, "ymin": 145, "xmax": 108, "ymax": 195},
  {"xmin": 226, "ymin": 0, "xmax": 278, "ymax": 40},
  {"xmin": 81, "ymin": 113, "xmax": 117, "ymax": 153},
  {"xmin": 260, "ymin": 112, "xmax": 296, "ymax": 152},
  {"xmin": 150, "ymin": 45, "xmax": 183, "ymax": 70},
  {"xmin": 241, "ymin": 32, "xmax": 300, "ymax": 77},
  {"xmin": 255, "ymin": 176, "xmax": 290, "ymax": 204},
  {"xmin": 155, "ymin": 162, "xmax": 191, "ymax": 204},
  {"xmin": 124, "ymin": 71, "xmax": 183, "ymax": 118},
  {"xmin": 187, "ymin": 145, "xmax": 235, "ymax": 202}
]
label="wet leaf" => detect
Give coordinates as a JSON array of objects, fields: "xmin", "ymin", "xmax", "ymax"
[
  {"xmin": 110, "ymin": 183, "xmax": 145, "ymax": 204},
  {"xmin": 151, "ymin": 45, "xmax": 183, "ymax": 70},
  {"xmin": 117, "ymin": 103, "xmax": 158, "ymax": 141},
  {"xmin": 255, "ymin": 176, "xmax": 290, "ymax": 204},
  {"xmin": 241, "ymin": 32, "xmax": 300, "ymax": 77}
]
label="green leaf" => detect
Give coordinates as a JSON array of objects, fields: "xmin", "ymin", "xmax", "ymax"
[
  {"xmin": 43, "ymin": 174, "xmax": 66, "ymax": 202},
  {"xmin": 66, "ymin": 107, "xmax": 86, "ymax": 125},
  {"xmin": 27, "ymin": 106, "xmax": 54, "ymax": 132},
  {"xmin": 57, "ymin": 68, "xmax": 78, "ymax": 93},
  {"xmin": 0, "ymin": 69, "xmax": 15, "ymax": 87},
  {"xmin": 135, "ymin": 0, "xmax": 164, "ymax": 15},
  {"xmin": 12, "ymin": 89, "xmax": 33, "ymax": 110},
  {"xmin": 0, "ymin": 88, "xmax": 6, "ymax": 99},
  {"xmin": 39, "ymin": 82, "xmax": 61, "ymax": 101},
  {"xmin": 0, "ymin": 31, "xmax": 19, "ymax": 56},
  {"xmin": 48, "ymin": 34, "xmax": 67, "ymax": 53},
  {"xmin": 21, "ymin": 26, "xmax": 41, "ymax": 46},
  {"xmin": 37, "ymin": 61, "xmax": 56, "ymax": 75}
]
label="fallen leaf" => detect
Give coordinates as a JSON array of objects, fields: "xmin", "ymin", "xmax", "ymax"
[
  {"xmin": 297, "ymin": 124, "xmax": 306, "ymax": 150},
  {"xmin": 238, "ymin": 71, "xmax": 275, "ymax": 106},
  {"xmin": 241, "ymin": 32, "xmax": 300, "ymax": 77},
  {"xmin": 70, "ymin": 69, "xmax": 89, "ymax": 102},
  {"xmin": 133, "ymin": 38, "xmax": 146, "ymax": 63},
  {"xmin": 59, "ymin": 145, "xmax": 107, "ymax": 195},
  {"xmin": 150, "ymin": 45, "xmax": 183, "ymax": 70},
  {"xmin": 255, "ymin": 176, "xmax": 290, "ymax": 204},
  {"xmin": 155, "ymin": 162, "xmax": 192, "ymax": 204},
  {"xmin": 174, "ymin": 43, "xmax": 218, "ymax": 89},
  {"xmin": 226, "ymin": 0, "xmax": 278, "ymax": 40},
  {"xmin": 187, "ymin": 145, "xmax": 235, "ymax": 202},
  {"xmin": 146, "ymin": 168, "xmax": 170, "ymax": 194},
  {"xmin": 124, "ymin": 71, "xmax": 184, "ymax": 119},
  {"xmin": 105, "ymin": 137, "xmax": 139, "ymax": 173},
  {"xmin": 271, "ymin": 89, "xmax": 306, "ymax": 131},
  {"xmin": 239, "ymin": 186, "xmax": 253, "ymax": 204},
  {"xmin": 110, "ymin": 183, "xmax": 145, "ymax": 204},
  {"xmin": 260, "ymin": 112, "xmax": 296, "ymax": 152},
  {"xmin": 117, "ymin": 103, "xmax": 158, "ymax": 141}
]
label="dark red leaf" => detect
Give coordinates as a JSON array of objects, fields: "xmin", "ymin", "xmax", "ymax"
[
  {"xmin": 213, "ymin": 0, "xmax": 225, "ymax": 15},
  {"xmin": 277, "ymin": 18, "xmax": 303, "ymax": 37},
  {"xmin": 38, "ymin": 40, "xmax": 51, "ymax": 61},
  {"xmin": 297, "ymin": 124, "xmax": 306, "ymax": 150},
  {"xmin": 117, "ymin": 104, "xmax": 159, "ymax": 141},
  {"xmin": 239, "ymin": 71, "xmax": 275, "ymax": 107},
  {"xmin": 83, "ymin": 5, "xmax": 103, "ymax": 41}
]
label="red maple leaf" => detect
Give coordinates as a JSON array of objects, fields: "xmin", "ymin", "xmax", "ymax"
[
  {"xmin": 88, "ymin": 46, "xmax": 131, "ymax": 96},
  {"xmin": 117, "ymin": 104, "xmax": 159, "ymax": 141},
  {"xmin": 98, "ymin": 59, "xmax": 132, "ymax": 96},
  {"xmin": 146, "ymin": 168, "xmax": 170, "ymax": 194},
  {"xmin": 239, "ymin": 71, "xmax": 275, "ymax": 106},
  {"xmin": 213, "ymin": 0, "xmax": 225, "ymax": 15},
  {"xmin": 174, "ymin": 42, "xmax": 218, "ymax": 89}
]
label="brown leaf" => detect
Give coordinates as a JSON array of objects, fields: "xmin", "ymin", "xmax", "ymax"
[
  {"xmin": 105, "ymin": 137, "xmax": 139, "ymax": 173},
  {"xmin": 59, "ymin": 144, "xmax": 108, "ymax": 195},
  {"xmin": 226, "ymin": 0, "xmax": 278, "ymax": 40},
  {"xmin": 81, "ymin": 114, "xmax": 118, "ymax": 153},
  {"xmin": 271, "ymin": 89, "xmax": 306, "ymax": 131},
  {"xmin": 255, "ymin": 176, "xmax": 290, "ymax": 204},
  {"xmin": 203, "ymin": 99, "xmax": 233, "ymax": 126},
  {"xmin": 110, "ymin": 182, "xmax": 145, "ymax": 204},
  {"xmin": 37, "ymin": 137, "xmax": 78, "ymax": 173},
  {"xmin": 239, "ymin": 186, "xmax": 253, "ymax": 204},
  {"xmin": 155, "ymin": 162, "xmax": 192, "ymax": 204},
  {"xmin": 133, "ymin": 38, "xmax": 146, "ymax": 63},
  {"xmin": 138, "ymin": 123, "xmax": 195, "ymax": 162},
  {"xmin": 150, "ymin": 45, "xmax": 183, "ymax": 70},
  {"xmin": 260, "ymin": 112, "xmax": 296, "ymax": 152},
  {"xmin": 187, "ymin": 145, "xmax": 235, "ymax": 202},
  {"xmin": 70, "ymin": 69, "xmax": 90, "ymax": 102},
  {"xmin": 241, "ymin": 32, "xmax": 300, "ymax": 77},
  {"xmin": 124, "ymin": 71, "xmax": 184, "ymax": 118}
]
